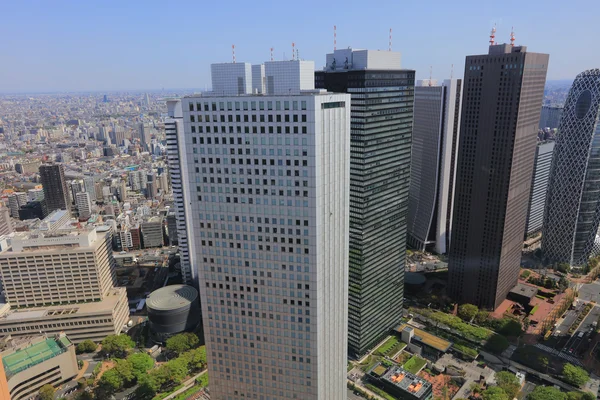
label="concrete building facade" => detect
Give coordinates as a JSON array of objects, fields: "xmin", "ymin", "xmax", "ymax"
[
  {"xmin": 179, "ymin": 60, "xmax": 351, "ymax": 399},
  {"xmin": 407, "ymin": 79, "xmax": 463, "ymax": 254},
  {"xmin": 525, "ymin": 141, "xmax": 555, "ymax": 236},
  {"xmin": 448, "ymin": 44, "xmax": 548, "ymax": 309}
]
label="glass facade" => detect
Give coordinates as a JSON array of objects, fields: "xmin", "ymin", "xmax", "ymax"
[
  {"xmin": 543, "ymin": 69, "xmax": 600, "ymax": 266},
  {"xmin": 316, "ymin": 70, "xmax": 415, "ymax": 355}
]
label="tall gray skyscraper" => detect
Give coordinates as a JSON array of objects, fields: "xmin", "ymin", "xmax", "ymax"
[
  {"xmin": 39, "ymin": 164, "xmax": 70, "ymax": 213},
  {"xmin": 408, "ymin": 79, "xmax": 463, "ymax": 254},
  {"xmin": 542, "ymin": 69, "xmax": 600, "ymax": 266},
  {"xmin": 316, "ymin": 48, "xmax": 415, "ymax": 355},
  {"xmin": 539, "ymin": 105, "xmax": 564, "ymax": 130},
  {"xmin": 179, "ymin": 60, "xmax": 351, "ymax": 399},
  {"xmin": 525, "ymin": 140, "xmax": 554, "ymax": 236},
  {"xmin": 448, "ymin": 43, "xmax": 549, "ymax": 309}
]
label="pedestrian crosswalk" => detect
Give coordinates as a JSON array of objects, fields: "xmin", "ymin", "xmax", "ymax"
[{"xmin": 534, "ymin": 343, "xmax": 583, "ymax": 366}]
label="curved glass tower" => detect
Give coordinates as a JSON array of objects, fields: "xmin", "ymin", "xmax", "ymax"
[{"xmin": 542, "ymin": 69, "xmax": 600, "ymax": 266}]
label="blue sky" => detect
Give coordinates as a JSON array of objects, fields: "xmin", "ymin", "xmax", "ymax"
[{"xmin": 0, "ymin": 0, "xmax": 597, "ymax": 92}]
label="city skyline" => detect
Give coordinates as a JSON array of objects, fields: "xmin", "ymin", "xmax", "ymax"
[{"xmin": 1, "ymin": 0, "xmax": 598, "ymax": 92}]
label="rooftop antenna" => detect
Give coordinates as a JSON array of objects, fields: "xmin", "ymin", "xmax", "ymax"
[
  {"xmin": 389, "ymin": 28, "xmax": 392, "ymax": 51},
  {"xmin": 334, "ymin": 25, "xmax": 337, "ymax": 51},
  {"xmin": 489, "ymin": 24, "xmax": 496, "ymax": 46},
  {"xmin": 296, "ymin": 48, "xmax": 299, "ymax": 61},
  {"xmin": 510, "ymin": 26, "xmax": 515, "ymax": 47},
  {"xmin": 429, "ymin": 66, "xmax": 433, "ymax": 86},
  {"xmin": 270, "ymin": 47, "xmax": 274, "ymax": 61},
  {"xmin": 292, "ymin": 42, "xmax": 295, "ymax": 60},
  {"xmin": 232, "ymin": 44, "xmax": 236, "ymax": 63},
  {"xmin": 451, "ymin": 64, "xmax": 454, "ymax": 79}
]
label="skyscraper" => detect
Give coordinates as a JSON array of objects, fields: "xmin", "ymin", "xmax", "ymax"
[
  {"xmin": 539, "ymin": 105, "xmax": 563, "ymax": 130},
  {"xmin": 315, "ymin": 48, "xmax": 414, "ymax": 355},
  {"xmin": 7, "ymin": 192, "xmax": 27, "ymax": 218},
  {"xmin": 179, "ymin": 60, "xmax": 350, "ymax": 399},
  {"xmin": 542, "ymin": 69, "xmax": 600, "ymax": 266},
  {"xmin": 0, "ymin": 207, "xmax": 13, "ymax": 236},
  {"xmin": 39, "ymin": 164, "xmax": 70, "ymax": 213},
  {"xmin": 448, "ymin": 43, "xmax": 549, "ymax": 309},
  {"xmin": 166, "ymin": 100, "xmax": 194, "ymax": 285},
  {"xmin": 76, "ymin": 191, "xmax": 92, "ymax": 218},
  {"xmin": 407, "ymin": 79, "xmax": 463, "ymax": 254},
  {"xmin": 525, "ymin": 140, "xmax": 554, "ymax": 236}
]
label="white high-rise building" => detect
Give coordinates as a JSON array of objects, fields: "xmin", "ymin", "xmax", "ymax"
[
  {"xmin": 76, "ymin": 192, "xmax": 92, "ymax": 218},
  {"xmin": 7, "ymin": 192, "xmax": 27, "ymax": 218},
  {"xmin": 177, "ymin": 60, "xmax": 350, "ymax": 399},
  {"xmin": 27, "ymin": 188, "xmax": 45, "ymax": 202}
]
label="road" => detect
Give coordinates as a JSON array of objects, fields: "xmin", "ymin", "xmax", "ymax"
[
  {"xmin": 347, "ymin": 388, "xmax": 364, "ymax": 399},
  {"xmin": 579, "ymin": 280, "xmax": 600, "ymax": 303}
]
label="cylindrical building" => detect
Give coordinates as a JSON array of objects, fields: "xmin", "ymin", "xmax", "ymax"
[
  {"xmin": 146, "ymin": 284, "xmax": 200, "ymax": 343},
  {"xmin": 542, "ymin": 69, "xmax": 600, "ymax": 266}
]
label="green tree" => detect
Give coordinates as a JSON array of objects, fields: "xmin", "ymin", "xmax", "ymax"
[
  {"xmin": 165, "ymin": 332, "xmax": 200, "ymax": 355},
  {"xmin": 476, "ymin": 310, "xmax": 490, "ymax": 325},
  {"xmin": 114, "ymin": 359, "xmax": 135, "ymax": 386},
  {"xmin": 567, "ymin": 392, "xmax": 596, "ymax": 400},
  {"xmin": 482, "ymin": 386, "xmax": 508, "ymax": 400},
  {"xmin": 76, "ymin": 340, "xmax": 97, "ymax": 354},
  {"xmin": 38, "ymin": 384, "xmax": 55, "ymax": 400},
  {"xmin": 135, "ymin": 375, "xmax": 158, "ymax": 400},
  {"xmin": 538, "ymin": 356, "xmax": 549, "ymax": 373},
  {"xmin": 127, "ymin": 352, "xmax": 154, "ymax": 379},
  {"xmin": 458, "ymin": 304, "xmax": 479, "ymax": 322},
  {"xmin": 484, "ymin": 334, "xmax": 509, "ymax": 354},
  {"xmin": 181, "ymin": 346, "xmax": 207, "ymax": 372},
  {"xmin": 556, "ymin": 263, "xmax": 570, "ymax": 274},
  {"xmin": 165, "ymin": 358, "xmax": 188, "ymax": 383},
  {"xmin": 97, "ymin": 368, "xmax": 124, "ymax": 395},
  {"xmin": 528, "ymin": 386, "xmax": 566, "ymax": 400},
  {"xmin": 562, "ymin": 363, "xmax": 590, "ymax": 387},
  {"xmin": 100, "ymin": 334, "xmax": 134, "ymax": 358},
  {"xmin": 74, "ymin": 392, "xmax": 94, "ymax": 400},
  {"xmin": 495, "ymin": 371, "xmax": 521, "ymax": 399}
]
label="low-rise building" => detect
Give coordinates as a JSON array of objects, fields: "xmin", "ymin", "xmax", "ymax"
[
  {"xmin": 0, "ymin": 288, "xmax": 129, "ymax": 343},
  {"xmin": 396, "ymin": 324, "xmax": 452, "ymax": 361},
  {"xmin": 367, "ymin": 364, "xmax": 433, "ymax": 400},
  {"xmin": 0, "ymin": 333, "xmax": 78, "ymax": 400}
]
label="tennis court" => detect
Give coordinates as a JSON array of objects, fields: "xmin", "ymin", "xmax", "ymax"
[{"xmin": 2, "ymin": 338, "xmax": 66, "ymax": 376}]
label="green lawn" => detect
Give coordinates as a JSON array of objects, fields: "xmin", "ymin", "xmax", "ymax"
[
  {"xmin": 403, "ymin": 355, "xmax": 427, "ymax": 374},
  {"xmin": 453, "ymin": 343, "xmax": 479, "ymax": 359},
  {"xmin": 374, "ymin": 336, "xmax": 406, "ymax": 357}
]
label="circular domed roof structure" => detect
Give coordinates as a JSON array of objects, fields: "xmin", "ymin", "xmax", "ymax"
[
  {"xmin": 147, "ymin": 284, "xmax": 198, "ymax": 311},
  {"xmin": 146, "ymin": 284, "xmax": 200, "ymax": 343}
]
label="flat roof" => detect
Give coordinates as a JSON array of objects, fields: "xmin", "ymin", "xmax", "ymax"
[
  {"xmin": 2, "ymin": 337, "xmax": 67, "ymax": 376},
  {"xmin": 509, "ymin": 283, "xmax": 538, "ymax": 299},
  {"xmin": 4, "ymin": 310, "xmax": 47, "ymax": 321},
  {"xmin": 396, "ymin": 324, "xmax": 452, "ymax": 352},
  {"xmin": 381, "ymin": 365, "xmax": 432, "ymax": 398}
]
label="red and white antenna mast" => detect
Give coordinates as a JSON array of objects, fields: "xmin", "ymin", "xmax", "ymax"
[
  {"xmin": 292, "ymin": 42, "xmax": 295, "ymax": 60},
  {"xmin": 270, "ymin": 47, "xmax": 274, "ymax": 61},
  {"xmin": 510, "ymin": 27, "xmax": 515, "ymax": 47},
  {"xmin": 489, "ymin": 24, "xmax": 496, "ymax": 46},
  {"xmin": 232, "ymin": 44, "xmax": 236, "ymax": 63},
  {"xmin": 334, "ymin": 25, "xmax": 337, "ymax": 50},
  {"xmin": 389, "ymin": 28, "xmax": 392, "ymax": 51}
]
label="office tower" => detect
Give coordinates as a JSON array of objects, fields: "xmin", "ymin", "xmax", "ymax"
[
  {"xmin": 146, "ymin": 181, "xmax": 157, "ymax": 199},
  {"xmin": 94, "ymin": 181, "xmax": 105, "ymax": 202},
  {"xmin": 15, "ymin": 160, "xmax": 41, "ymax": 174},
  {"xmin": 179, "ymin": 60, "xmax": 350, "ymax": 399},
  {"xmin": 525, "ymin": 141, "xmax": 555, "ymax": 236},
  {"xmin": 166, "ymin": 212, "xmax": 178, "ymax": 245},
  {"xmin": 84, "ymin": 176, "xmax": 96, "ymax": 201},
  {"xmin": 315, "ymin": 48, "xmax": 414, "ymax": 355},
  {"xmin": 407, "ymin": 79, "xmax": 463, "ymax": 254},
  {"xmin": 70, "ymin": 179, "xmax": 84, "ymax": 204},
  {"xmin": 39, "ymin": 164, "xmax": 70, "ymax": 213},
  {"xmin": 18, "ymin": 200, "xmax": 48, "ymax": 220},
  {"xmin": 0, "ymin": 207, "xmax": 13, "ymax": 236},
  {"xmin": 141, "ymin": 217, "xmax": 163, "ymax": 248},
  {"xmin": 27, "ymin": 188, "xmax": 44, "ymax": 202},
  {"xmin": 166, "ymin": 100, "xmax": 194, "ymax": 285},
  {"xmin": 119, "ymin": 179, "xmax": 127, "ymax": 202},
  {"xmin": 542, "ymin": 69, "xmax": 600, "ymax": 266},
  {"xmin": 448, "ymin": 44, "xmax": 549, "ymax": 309},
  {"xmin": 144, "ymin": 93, "xmax": 151, "ymax": 107},
  {"xmin": 0, "ymin": 210, "xmax": 116, "ymax": 308},
  {"xmin": 103, "ymin": 94, "xmax": 108, "ymax": 103},
  {"xmin": 159, "ymin": 172, "xmax": 169, "ymax": 193},
  {"xmin": 539, "ymin": 105, "xmax": 564, "ymax": 130},
  {"xmin": 139, "ymin": 123, "xmax": 151, "ymax": 152},
  {"xmin": 76, "ymin": 191, "xmax": 92, "ymax": 218},
  {"xmin": 129, "ymin": 170, "xmax": 148, "ymax": 191},
  {"xmin": 7, "ymin": 192, "xmax": 27, "ymax": 218}
]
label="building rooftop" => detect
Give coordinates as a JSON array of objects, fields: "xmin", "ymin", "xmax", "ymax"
[
  {"xmin": 396, "ymin": 324, "xmax": 452, "ymax": 352},
  {"xmin": 509, "ymin": 283, "xmax": 538, "ymax": 300},
  {"xmin": 2, "ymin": 336, "xmax": 70, "ymax": 377},
  {"xmin": 147, "ymin": 284, "xmax": 198, "ymax": 311},
  {"xmin": 373, "ymin": 364, "xmax": 432, "ymax": 398}
]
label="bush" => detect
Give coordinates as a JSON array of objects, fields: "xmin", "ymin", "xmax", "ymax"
[
  {"xmin": 412, "ymin": 308, "xmax": 493, "ymax": 342},
  {"xmin": 166, "ymin": 332, "xmax": 200, "ymax": 355},
  {"xmin": 100, "ymin": 334, "xmax": 135, "ymax": 358},
  {"xmin": 495, "ymin": 371, "xmax": 521, "ymax": 399},
  {"xmin": 484, "ymin": 334, "xmax": 509, "ymax": 354},
  {"xmin": 458, "ymin": 304, "xmax": 479, "ymax": 321},
  {"xmin": 76, "ymin": 340, "xmax": 97, "ymax": 354},
  {"xmin": 528, "ymin": 386, "xmax": 566, "ymax": 400}
]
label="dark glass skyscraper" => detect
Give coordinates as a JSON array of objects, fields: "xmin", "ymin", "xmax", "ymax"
[
  {"xmin": 316, "ymin": 49, "xmax": 415, "ymax": 355},
  {"xmin": 39, "ymin": 164, "xmax": 70, "ymax": 214},
  {"xmin": 448, "ymin": 44, "xmax": 548, "ymax": 309}
]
